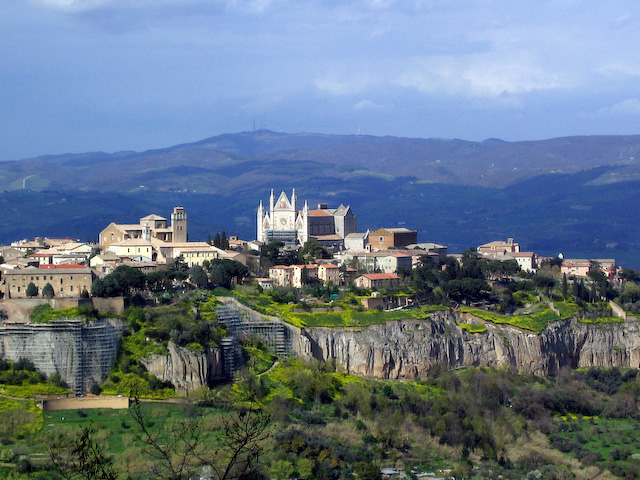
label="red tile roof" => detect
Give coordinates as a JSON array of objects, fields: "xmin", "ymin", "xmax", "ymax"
[{"xmin": 361, "ymin": 273, "xmax": 400, "ymax": 280}]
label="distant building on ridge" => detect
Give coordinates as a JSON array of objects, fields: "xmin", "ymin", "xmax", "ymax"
[{"xmin": 256, "ymin": 189, "xmax": 356, "ymax": 247}]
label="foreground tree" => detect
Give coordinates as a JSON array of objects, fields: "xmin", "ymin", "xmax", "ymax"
[
  {"xmin": 128, "ymin": 397, "xmax": 271, "ymax": 480},
  {"xmin": 49, "ymin": 424, "xmax": 117, "ymax": 480},
  {"xmin": 52, "ymin": 396, "xmax": 272, "ymax": 480}
]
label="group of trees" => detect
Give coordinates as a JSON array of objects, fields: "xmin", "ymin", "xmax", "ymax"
[
  {"xmin": 259, "ymin": 239, "xmax": 330, "ymax": 271},
  {"xmin": 412, "ymin": 250, "xmax": 496, "ymax": 305},
  {"xmin": 25, "ymin": 282, "xmax": 56, "ymax": 299},
  {"xmin": 90, "ymin": 258, "xmax": 249, "ymax": 298},
  {"xmin": 208, "ymin": 231, "xmax": 230, "ymax": 250}
]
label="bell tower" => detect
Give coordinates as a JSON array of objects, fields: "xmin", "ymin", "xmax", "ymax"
[{"xmin": 171, "ymin": 206, "xmax": 187, "ymax": 243}]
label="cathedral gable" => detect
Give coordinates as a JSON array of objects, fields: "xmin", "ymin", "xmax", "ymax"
[{"xmin": 275, "ymin": 191, "xmax": 292, "ymax": 211}]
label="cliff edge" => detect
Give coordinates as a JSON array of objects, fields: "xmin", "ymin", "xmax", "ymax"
[{"xmin": 294, "ymin": 311, "xmax": 640, "ymax": 378}]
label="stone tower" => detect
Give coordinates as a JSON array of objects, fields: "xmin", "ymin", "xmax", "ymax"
[{"xmin": 171, "ymin": 206, "xmax": 187, "ymax": 243}]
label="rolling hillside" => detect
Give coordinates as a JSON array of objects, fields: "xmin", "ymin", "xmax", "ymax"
[{"xmin": 2, "ymin": 130, "xmax": 640, "ymax": 267}]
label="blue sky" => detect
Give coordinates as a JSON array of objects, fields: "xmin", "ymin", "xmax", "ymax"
[{"xmin": 2, "ymin": 0, "xmax": 640, "ymax": 160}]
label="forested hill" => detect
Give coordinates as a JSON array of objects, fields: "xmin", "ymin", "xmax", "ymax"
[
  {"xmin": 4, "ymin": 130, "xmax": 640, "ymax": 193},
  {"xmin": 2, "ymin": 130, "xmax": 640, "ymax": 267}
]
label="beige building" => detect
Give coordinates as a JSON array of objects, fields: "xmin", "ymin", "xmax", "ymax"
[
  {"xmin": 318, "ymin": 264, "xmax": 340, "ymax": 285},
  {"xmin": 3, "ymin": 266, "xmax": 95, "ymax": 298},
  {"xmin": 171, "ymin": 244, "xmax": 225, "ymax": 268},
  {"xmin": 561, "ymin": 259, "xmax": 616, "ymax": 279},
  {"xmin": 269, "ymin": 265, "xmax": 293, "ymax": 287},
  {"xmin": 354, "ymin": 273, "xmax": 400, "ymax": 290},
  {"xmin": 107, "ymin": 239, "xmax": 154, "ymax": 261},
  {"xmin": 269, "ymin": 263, "xmax": 338, "ymax": 287},
  {"xmin": 478, "ymin": 238, "xmax": 520, "ymax": 258},
  {"xmin": 99, "ymin": 207, "xmax": 187, "ymax": 250}
]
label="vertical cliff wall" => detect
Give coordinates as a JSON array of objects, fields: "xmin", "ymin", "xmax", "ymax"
[
  {"xmin": 0, "ymin": 318, "xmax": 124, "ymax": 395},
  {"xmin": 142, "ymin": 342, "xmax": 225, "ymax": 394},
  {"xmin": 294, "ymin": 311, "xmax": 640, "ymax": 379}
]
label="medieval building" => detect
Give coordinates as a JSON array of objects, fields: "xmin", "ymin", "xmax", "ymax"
[
  {"xmin": 99, "ymin": 206, "xmax": 187, "ymax": 250},
  {"xmin": 257, "ymin": 189, "xmax": 356, "ymax": 247}
]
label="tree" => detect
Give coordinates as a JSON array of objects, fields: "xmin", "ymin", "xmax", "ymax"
[
  {"xmin": 128, "ymin": 397, "xmax": 271, "ymax": 480},
  {"xmin": 533, "ymin": 274, "xmax": 555, "ymax": 297},
  {"xmin": 189, "ymin": 265, "xmax": 208, "ymax": 288},
  {"xmin": 299, "ymin": 238, "xmax": 328, "ymax": 262},
  {"xmin": 220, "ymin": 231, "xmax": 229, "ymax": 250},
  {"xmin": 210, "ymin": 264, "xmax": 230, "ymax": 289},
  {"xmin": 26, "ymin": 282, "xmax": 38, "ymax": 298},
  {"xmin": 561, "ymin": 274, "xmax": 568, "ymax": 299},
  {"xmin": 42, "ymin": 282, "xmax": 55, "ymax": 299},
  {"xmin": 49, "ymin": 424, "xmax": 117, "ymax": 480},
  {"xmin": 91, "ymin": 279, "xmax": 106, "ymax": 297}
]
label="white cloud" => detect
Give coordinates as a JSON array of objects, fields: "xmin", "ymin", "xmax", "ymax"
[
  {"xmin": 396, "ymin": 55, "xmax": 567, "ymax": 98},
  {"xmin": 352, "ymin": 99, "xmax": 388, "ymax": 111},
  {"xmin": 32, "ymin": 0, "xmax": 110, "ymax": 12},
  {"xmin": 314, "ymin": 74, "xmax": 378, "ymax": 96},
  {"xmin": 598, "ymin": 98, "xmax": 640, "ymax": 116}
]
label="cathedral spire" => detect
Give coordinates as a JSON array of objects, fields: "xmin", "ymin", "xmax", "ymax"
[
  {"xmin": 292, "ymin": 188, "xmax": 297, "ymax": 211},
  {"xmin": 269, "ymin": 189, "xmax": 275, "ymax": 212}
]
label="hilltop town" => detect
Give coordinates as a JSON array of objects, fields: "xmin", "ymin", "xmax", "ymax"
[{"xmin": 0, "ymin": 189, "xmax": 632, "ymax": 312}]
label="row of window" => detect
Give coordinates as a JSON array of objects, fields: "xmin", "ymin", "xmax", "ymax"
[{"xmin": 15, "ymin": 284, "xmax": 88, "ymax": 293}]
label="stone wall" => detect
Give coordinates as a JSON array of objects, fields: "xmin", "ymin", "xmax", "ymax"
[{"xmin": 42, "ymin": 395, "xmax": 130, "ymax": 411}]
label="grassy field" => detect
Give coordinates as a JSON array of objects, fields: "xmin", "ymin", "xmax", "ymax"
[
  {"xmin": 225, "ymin": 288, "xmax": 448, "ymax": 328},
  {"xmin": 460, "ymin": 306, "xmax": 561, "ymax": 334},
  {"xmin": 553, "ymin": 416, "xmax": 640, "ymax": 471}
]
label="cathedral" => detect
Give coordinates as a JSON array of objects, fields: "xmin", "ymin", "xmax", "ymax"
[{"xmin": 257, "ymin": 189, "xmax": 356, "ymax": 247}]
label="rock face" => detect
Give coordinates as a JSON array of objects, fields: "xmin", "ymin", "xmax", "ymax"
[
  {"xmin": 142, "ymin": 342, "xmax": 224, "ymax": 393},
  {"xmin": 0, "ymin": 318, "xmax": 124, "ymax": 395},
  {"xmin": 293, "ymin": 311, "xmax": 640, "ymax": 378}
]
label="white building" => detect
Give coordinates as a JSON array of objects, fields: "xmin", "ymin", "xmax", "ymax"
[{"xmin": 257, "ymin": 189, "xmax": 356, "ymax": 247}]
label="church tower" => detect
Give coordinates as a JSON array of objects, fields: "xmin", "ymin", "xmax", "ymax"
[{"xmin": 171, "ymin": 206, "xmax": 187, "ymax": 243}]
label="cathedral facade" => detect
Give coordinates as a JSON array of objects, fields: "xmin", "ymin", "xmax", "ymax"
[{"xmin": 257, "ymin": 189, "xmax": 356, "ymax": 247}]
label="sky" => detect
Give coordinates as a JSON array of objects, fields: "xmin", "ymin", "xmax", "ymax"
[{"xmin": 2, "ymin": 0, "xmax": 640, "ymax": 160}]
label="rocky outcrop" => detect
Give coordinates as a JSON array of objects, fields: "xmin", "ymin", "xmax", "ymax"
[
  {"xmin": 294, "ymin": 311, "xmax": 640, "ymax": 379},
  {"xmin": 0, "ymin": 318, "xmax": 124, "ymax": 395},
  {"xmin": 142, "ymin": 342, "xmax": 224, "ymax": 393}
]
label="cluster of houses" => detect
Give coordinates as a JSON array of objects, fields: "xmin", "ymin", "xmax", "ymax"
[{"xmin": 0, "ymin": 189, "xmax": 622, "ymax": 301}]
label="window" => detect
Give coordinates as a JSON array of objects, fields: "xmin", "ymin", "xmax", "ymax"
[{"xmin": 70, "ymin": 286, "xmax": 73, "ymax": 292}]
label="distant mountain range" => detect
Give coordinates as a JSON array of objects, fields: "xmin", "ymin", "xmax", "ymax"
[{"xmin": 3, "ymin": 130, "xmax": 640, "ymax": 267}]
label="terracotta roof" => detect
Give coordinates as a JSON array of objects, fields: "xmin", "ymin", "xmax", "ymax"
[
  {"xmin": 308, "ymin": 209, "xmax": 332, "ymax": 216},
  {"xmin": 360, "ymin": 273, "xmax": 400, "ymax": 280},
  {"xmin": 319, "ymin": 264, "xmax": 339, "ymax": 269}
]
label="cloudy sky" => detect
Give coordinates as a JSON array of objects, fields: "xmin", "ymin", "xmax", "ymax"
[{"xmin": 2, "ymin": 0, "xmax": 640, "ymax": 160}]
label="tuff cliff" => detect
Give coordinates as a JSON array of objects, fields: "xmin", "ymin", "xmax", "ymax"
[
  {"xmin": 293, "ymin": 311, "xmax": 640, "ymax": 378},
  {"xmin": 0, "ymin": 318, "xmax": 124, "ymax": 395},
  {"xmin": 142, "ymin": 342, "xmax": 225, "ymax": 393}
]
